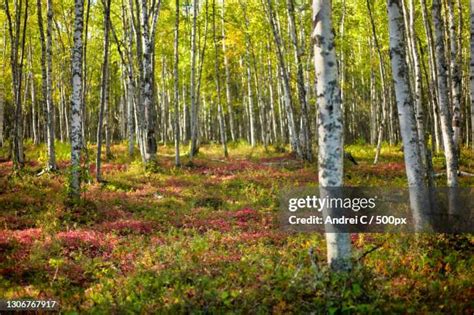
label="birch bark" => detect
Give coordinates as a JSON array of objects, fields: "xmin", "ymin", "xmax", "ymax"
[{"xmin": 312, "ymin": 0, "xmax": 351, "ymax": 271}]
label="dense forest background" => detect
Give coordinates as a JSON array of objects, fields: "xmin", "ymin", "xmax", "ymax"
[{"xmin": 0, "ymin": 0, "xmax": 472, "ymax": 166}]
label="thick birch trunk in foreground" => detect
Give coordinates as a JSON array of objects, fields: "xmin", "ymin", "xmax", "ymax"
[
  {"xmin": 387, "ymin": 0, "xmax": 429, "ymax": 229},
  {"xmin": 312, "ymin": 0, "xmax": 351, "ymax": 271},
  {"xmin": 70, "ymin": 0, "xmax": 85, "ymax": 199},
  {"xmin": 432, "ymin": 0, "xmax": 458, "ymax": 187}
]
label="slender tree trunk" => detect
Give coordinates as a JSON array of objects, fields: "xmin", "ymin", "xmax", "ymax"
[
  {"xmin": 190, "ymin": 0, "xmax": 198, "ymax": 158},
  {"xmin": 266, "ymin": 0, "xmax": 300, "ymax": 156},
  {"xmin": 139, "ymin": 0, "xmax": 158, "ymax": 163},
  {"xmin": 407, "ymin": 0, "xmax": 428, "ymax": 172},
  {"xmin": 447, "ymin": 0, "xmax": 462, "ymax": 153},
  {"xmin": 246, "ymin": 58, "xmax": 256, "ymax": 147},
  {"xmin": 174, "ymin": 0, "xmax": 181, "ymax": 166},
  {"xmin": 471, "ymin": 0, "xmax": 474, "ymax": 149},
  {"xmin": 387, "ymin": 0, "xmax": 430, "ymax": 230},
  {"xmin": 213, "ymin": 0, "xmax": 228, "ymax": 157},
  {"xmin": 70, "ymin": 0, "xmax": 85, "ymax": 199},
  {"xmin": 5, "ymin": 0, "xmax": 29, "ymax": 169},
  {"xmin": 432, "ymin": 0, "xmax": 458, "ymax": 187},
  {"xmin": 81, "ymin": 0, "xmax": 90, "ymax": 143},
  {"xmin": 96, "ymin": 0, "xmax": 111, "ymax": 182},
  {"xmin": 221, "ymin": 0, "xmax": 235, "ymax": 142},
  {"xmin": 287, "ymin": 0, "xmax": 311, "ymax": 161},
  {"xmin": 367, "ymin": 0, "xmax": 389, "ymax": 164},
  {"xmin": 312, "ymin": 0, "xmax": 351, "ymax": 272},
  {"xmin": 267, "ymin": 55, "xmax": 278, "ymax": 143},
  {"xmin": 421, "ymin": 0, "xmax": 441, "ymax": 152},
  {"xmin": 37, "ymin": 0, "xmax": 57, "ymax": 170}
]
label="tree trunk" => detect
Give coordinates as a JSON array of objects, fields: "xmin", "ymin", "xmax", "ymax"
[
  {"xmin": 312, "ymin": 0, "xmax": 351, "ymax": 272},
  {"xmin": 213, "ymin": 0, "xmax": 228, "ymax": 157},
  {"xmin": 420, "ymin": 0, "xmax": 441, "ymax": 152},
  {"xmin": 387, "ymin": 0, "xmax": 430, "ymax": 230},
  {"xmin": 266, "ymin": 0, "xmax": 300, "ymax": 156},
  {"xmin": 190, "ymin": 0, "xmax": 198, "ymax": 158},
  {"xmin": 37, "ymin": 0, "xmax": 57, "ymax": 170},
  {"xmin": 432, "ymin": 0, "xmax": 458, "ymax": 187},
  {"xmin": 96, "ymin": 0, "xmax": 111, "ymax": 182},
  {"xmin": 70, "ymin": 0, "xmax": 85, "ymax": 199},
  {"xmin": 5, "ymin": 0, "xmax": 29, "ymax": 169},
  {"xmin": 367, "ymin": 0, "xmax": 389, "ymax": 164},
  {"xmin": 174, "ymin": 0, "xmax": 181, "ymax": 166},
  {"xmin": 221, "ymin": 0, "xmax": 235, "ymax": 142},
  {"xmin": 447, "ymin": 0, "xmax": 462, "ymax": 153},
  {"xmin": 470, "ymin": 0, "xmax": 474, "ymax": 149},
  {"xmin": 287, "ymin": 0, "xmax": 311, "ymax": 161},
  {"xmin": 139, "ymin": 0, "xmax": 158, "ymax": 163},
  {"xmin": 408, "ymin": 0, "xmax": 428, "ymax": 172}
]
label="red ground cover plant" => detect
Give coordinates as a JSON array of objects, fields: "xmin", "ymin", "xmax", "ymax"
[
  {"xmin": 97, "ymin": 219, "xmax": 156, "ymax": 235},
  {"xmin": 56, "ymin": 230, "xmax": 117, "ymax": 258}
]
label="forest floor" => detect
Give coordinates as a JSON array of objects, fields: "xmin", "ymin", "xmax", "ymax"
[{"xmin": 0, "ymin": 142, "xmax": 473, "ymax": 313}]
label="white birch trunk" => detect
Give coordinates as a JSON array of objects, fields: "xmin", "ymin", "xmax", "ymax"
[
  {"xmin": 312, "ymin": 0, "xmax": 351, "ymax": 271},
  {"xmin": 447, "ymin": 0, "xmax": 462, "ymax": 152},
  {"xmin": 174, "ymin": 0, "xmax": 181, "ymax": 166},
  {"xmin": 221, "ymin": 0, "xmax": 235, "ymax": 142},
  {"xmin": 387, "ymin": 0, "xmax": 430, "ymax": 229},
  {"xmin": 45, "ymin": 0, "xmax": 56, "ymax": 169},
  {"xmin": 38, "ymin": 0, "xmax": 57, "ymax": 170},
  {"xmin": 408, "ymin": 0, "xmax": 427, "ymax": 170},
  {"xmin": 432, "ymin": 0, "xmax": 458, "ymax": 187},
  {"xmin": 70, "ymin": 0, "xmax": 85, "ymax": 198},
  {"xmin": 190, "ymin": 0, "xmax": 198, "ymax": 157},
  {"xmin": 140, "ymin": 0, "xmax": 157, "ymax": 163}
]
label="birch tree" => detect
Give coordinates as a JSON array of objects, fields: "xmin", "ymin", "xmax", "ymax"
[
  {"xmin": 312, "ymin": 0, "xmax": 351, "ymax": 271},
  {"xmin": 266, "ymin": 0, "xmax": 301, "ymax": 157},
  {"xmin": 287, "ymin": 0, "xmax": 311, "ymax": 161},
  {"xmin": 5, "ymin": 0, "xmax": 29, "ymax": 169},
  {"xmin": 137, "ymin": 0, "xmax": 160, "ymax": 164},
  {"xmin": 96, "ymin": 0, "xmax": 111, "ymax": 182},
  {"xmin": 471, "ymin": 0, "xmax": 474, "ymax": 149},
  {"xmin": 37, "ymin": 0, "xmax": 57, "ymax": 171},
  {"xmin": 174, "ymin": 0, "xmax": 180, "ymax": 166},
  {"xmin": 221, "ymin": 0, "xmax": 235, "ymax": 142},
  {"xmin": 213, "ymin": 0, "xmax": 228, "ymax": 157},
  {"xmin": 432, "ymin": 0, "xmax": 458, "ymax": 187},
  {"xmin": 70, "ymin": 0, "xmax": 85, "ymax": 199},
  {"xmin": 447, "ymin": 0, "xmax": 462, "ymax": 152},
  {"xmin": 387, "ymin": 0, "xmax": 430, "ymax": 229},
  {"xmin": 189, "ymin": 0, "xmax": 198, "ymax": 158}
]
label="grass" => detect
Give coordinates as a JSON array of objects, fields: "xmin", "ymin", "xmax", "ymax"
[{"xmin": 0, "ymin": 142, "xmax": 473, "ymax": 313}]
